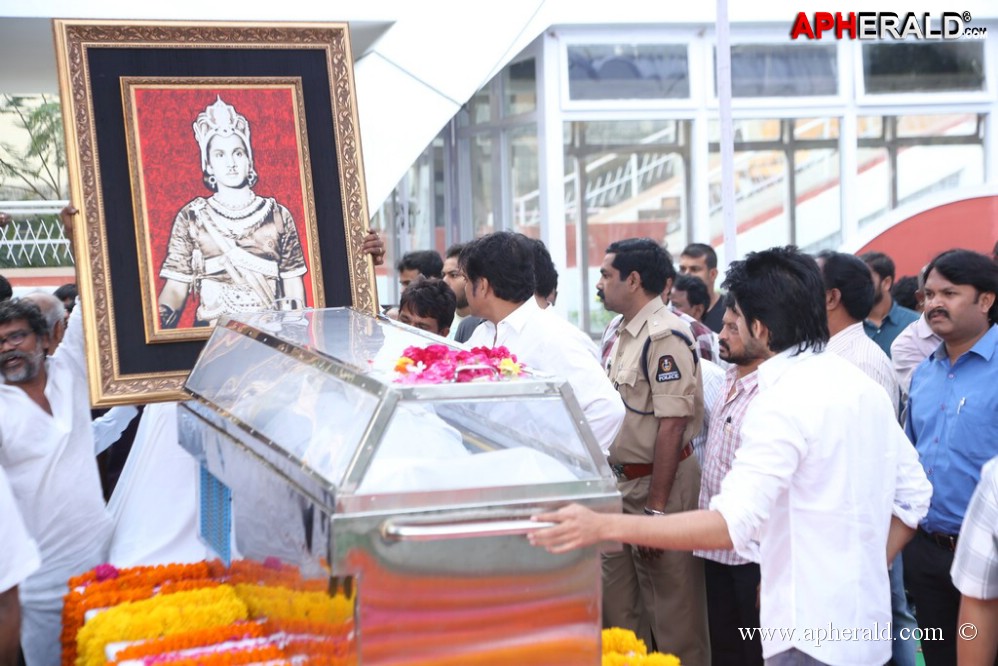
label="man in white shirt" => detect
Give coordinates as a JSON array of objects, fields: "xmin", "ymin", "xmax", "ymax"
[
  {"xmin": 531, "ymin": 246, "xmax": 932, "ymax": 666},
  {"xmin": 462, "ymin": 231, "xmax": 624, "ymax": 454},
  {"xmin": 817, "ymin": 250, "xmax": 915, "ymax": 666},
  {"xmin": 0, "ymin": 297, "xmax": 113, "ymax": 666},
  {"xmin": 0, "ymin": 465, "xmax": 40, "ymax": 666}
]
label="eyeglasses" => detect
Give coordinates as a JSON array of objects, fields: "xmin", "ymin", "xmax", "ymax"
[{"xmin": 0, "ymin": 329, "xmax": 33, "ymax": 349}]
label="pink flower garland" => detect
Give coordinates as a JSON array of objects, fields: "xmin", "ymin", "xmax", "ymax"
[{"xmin": 393, "ymin": 344, "xmax": 524, "ymax": 384}]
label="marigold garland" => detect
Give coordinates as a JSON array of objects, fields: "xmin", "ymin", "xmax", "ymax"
[
  {"xmin": 234, "ymin": 583, "xmax": 353, "ymax": 624},
  {"xmin": 109, "ymin": 622, "xmax": 266, "ymax": 663},
  {"xmin": 64, "ymin": 560, "xmax": 356, "ymax": 666},
  {"xmin": 75, "ymin": 586, "xmax": 248, "ymax": 666}
]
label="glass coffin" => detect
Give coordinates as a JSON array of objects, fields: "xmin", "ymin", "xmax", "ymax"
[{"xmin": 178, "ymin": 307, "xmax": 621, "ymax": 665}]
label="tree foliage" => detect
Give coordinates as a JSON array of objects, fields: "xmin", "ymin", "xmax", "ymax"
[{"xmin": 0, "ymin": 94, "xmax": 67, "ymax": 200}]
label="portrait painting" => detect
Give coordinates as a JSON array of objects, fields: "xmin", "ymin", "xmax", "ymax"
[
  {"xmin": 124, "ymin": 82, "xmax": 322, "ymax": 341},
  {"xmin": 54, "ymin": 21, "xmax": 377, "ymax": 406}
]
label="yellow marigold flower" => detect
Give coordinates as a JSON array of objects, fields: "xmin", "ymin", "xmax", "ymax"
[
  {"xmin": 497, "ymin": 357, "xmax": 522, "ymax": 376},
  {"xmin": 643, "ymin": 653, "xmax": 682, "ymax": 666},
  {"xmin": 75, "ymin": 586, "xmax": 247, "ymax": 666},
  {"xmin": 394, "ymin": 357, "xmax": 414, "ymax": 373},
  {"xmin": 602, "ymin": 627, "xmax": 647, "ymax": 656}
]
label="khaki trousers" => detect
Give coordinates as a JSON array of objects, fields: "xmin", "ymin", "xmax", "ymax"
[{"xmin": 602, "ymin": 455, "xmax": 710, "ymax": 666}]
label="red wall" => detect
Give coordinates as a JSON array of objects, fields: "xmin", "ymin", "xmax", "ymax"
[{"xmin": 857, "ymin": 196, "xmax": 998, "ymax": 278}]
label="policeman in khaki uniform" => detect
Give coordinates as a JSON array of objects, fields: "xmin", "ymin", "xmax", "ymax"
[{"xmin": 596, "ymin": 238, "xmax": 709, "ymax": 666}]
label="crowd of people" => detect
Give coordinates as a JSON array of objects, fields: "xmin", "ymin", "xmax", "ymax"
[{"xmin": 1, "ymin": 217, "xmax": 997, "ymax": 666}]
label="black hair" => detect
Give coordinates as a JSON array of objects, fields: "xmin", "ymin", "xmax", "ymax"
[
  {"xmin": 398, "ymin": 277, "xmax": 456, "ymax": 330},
  {"xmin": 859, "ymin": 251, "xmax": 896, "ymax": 282},
  {"xmin": 681, "ymin": 242, "xmax": 718, "ymax": 270},
  {"xmin": 0, "ymin": 299, "xmax": 49, "ymax": 339},
  {"xmin": 0, "ymin": 274, "xmax": 11, "ymax": 302},
  {"xmin": 606, "ymin": 238, "xmax": 673, "ymax": 296},
  {"xmin": 892, "ymin": 276, "xmax": 920, "ymax": 311},
  {"xmin": 673, "ymin": 274, "xmax": 710, "ymax": 309},
  {"xmin": 396, "ymin": 250, "xmax": 443, "ymax": 278},
  {"xmin": 53, "ymin": 283, "xmax": 78, "ymax": 302},
  {"xmin": 459, "ymin": 232, "xmax": 535, "ymax": 304},
  {"xmin": 722, "ymin": 246, "xmax": 828, "ymax": 355},
  {"xmin": 530, "ymin": 238, "xmax": 559, "ymax": 299},
  {"xmin": 445, "ymin": 243, "xmax": 465, "ymax": 260},
  {"xmin": 925, "ymin": 248, "xmax": 998, "ymax": 325},
  {"xmin": 817, "ymin": 251, "xmax": 876, "ymax": 322}
]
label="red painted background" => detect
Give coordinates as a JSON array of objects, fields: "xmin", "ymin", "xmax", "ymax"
[
  {"xmin": 856, "ymin": 196, "xmax": 998, "ymax": 278},
  {"xmin": 133, "ymin": 86, "xmax": 313, "ymax": 328}
]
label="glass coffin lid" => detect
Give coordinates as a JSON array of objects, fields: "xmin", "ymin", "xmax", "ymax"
[{"xmin": 184, "ymin": 308, "xmax": 614, "ymax": 507}]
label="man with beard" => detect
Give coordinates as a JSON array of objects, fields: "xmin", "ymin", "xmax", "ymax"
[
  {"xmin": 442, "ymin": 243, "xmax": 484, "ymax": 343},
  {"xmin": 693, "ymin": 299, "xmax": 765, "ymax": 665},
  {"xmin": 860, "ymin": 251, "xmax": 919, "ymax": 357},
  {"xmin": 904, "ymin": 249, "xmax": 998, "ymax": 665},
  {"xmin": 0, "ymin": 296, "xmax": 112, "ymax": 666}
]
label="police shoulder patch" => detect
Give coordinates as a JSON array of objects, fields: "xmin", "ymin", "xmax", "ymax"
[{"xmin": 656, "ymin": 355, "xmax": 681, "ymax": 382}]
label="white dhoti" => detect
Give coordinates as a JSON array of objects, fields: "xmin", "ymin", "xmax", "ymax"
[{"xmin": 107, "ymin": 402, "xmax": 210, "ymax": 567}]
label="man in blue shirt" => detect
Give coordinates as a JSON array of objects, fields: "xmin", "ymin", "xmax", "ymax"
[
  {"xmin": 904, "ymin": 248, "xmax": 998, "ymax": 666},
  {"xmin": 861, "ymin": 251, "xmax": 920, "ymax": 357}
]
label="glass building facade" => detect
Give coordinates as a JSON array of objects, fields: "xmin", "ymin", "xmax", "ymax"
[{"xmin": 373, "ymin": 26, "xmax": 995, "ymax": 335}]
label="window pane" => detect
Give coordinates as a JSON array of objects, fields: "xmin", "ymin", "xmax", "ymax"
[
  {"xmin": 576, "ymin": 119, "xmax": 681, "ymax": 147},
  {"xmin": 470, "ymin": 134, "xmax": 494, "ymax": 236},
  {"xmin": 794, "ymin": 117, "xmax": 839, "ymax": 140},
  {"xmin": 794, "ymin": 149, "xmax": 841, "ymax": 251},
  {"xmin": 509, "ymin": 125, "xmax": 539, "ymax": 233},
  {"xmin": 464, "ymin": 88, "xmax": 491, "ymax": 125},
  {"xmin": 568, "ymin": 44, "xmax": 689, "ymax": 100},
  {"xmin": 564, "ymin": 120, "xmax": 690, "ymax": 335},
  {"xmin": 723, "ymin": 44, "xmax": 838, "ymax": 97},
  {"xmin": 896, "ymin": 113, "xmax": 979, "ymax": 138},
  {"xmin": 856, "ymin": 148, "xmax": 889, "ymax": 227},
  {"xmin": 708, "ymin": 149, "xmax": 787, "ymax": 252},
  {"xmin": 863, "ymin": 42, "xmax": 985, "ymax": 93},
  {"xmin": 504, "ymin": 59, "xmax": 537, "ymax": 116}
]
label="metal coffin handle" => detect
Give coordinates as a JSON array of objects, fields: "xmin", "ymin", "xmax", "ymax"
[{"xmin": 381, "ymin": 515, "xmax": 557, "ymax": 542}]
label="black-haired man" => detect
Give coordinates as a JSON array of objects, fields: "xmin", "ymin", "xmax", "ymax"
[
  {"xmin": 671, "ymin": 274, "xmax": 710, "ymax": 323},
  {"xmin": 680, "ymin": 243, "xmax": 724, "ymax": 333},
  {"xmin": 532, "ymin": 246, "xmax": 931, "ymax": 666},
  {"xmin": 0, "ymin": 298, "xmax": 112, "ymax": 665},
  {"xmin": 397, "ymin": 249, "xmax": 444, "ymax": 290},
  {"xmin": 398, "ymin": 277, "xmax": 456, "ymax": 337},
  {"xmin": 860, "ymin": 251, "xmax": 919, "ymax": 357},
  {"xmin": 904, "ymin": 249, "xmax": 998, "ymax": 665},
  {"xmin": 597, "ymin": 238, "xmax": 708, "ymax": 665}
]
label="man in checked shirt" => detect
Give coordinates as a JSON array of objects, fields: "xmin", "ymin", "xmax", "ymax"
[{"xmin": 694, "ymin": 297, "xmax": 766, "ymax": 666}]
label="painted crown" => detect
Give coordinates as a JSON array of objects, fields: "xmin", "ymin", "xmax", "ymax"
[{"xmin": 193, "ymin": 96, "xmax": 253, "ymax": 171}]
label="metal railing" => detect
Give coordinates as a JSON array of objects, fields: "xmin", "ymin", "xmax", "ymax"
[{"xmin": 0, "ymin": 200, "xmax": 73, "ymax": 268}]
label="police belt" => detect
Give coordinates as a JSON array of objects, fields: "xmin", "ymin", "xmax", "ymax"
[{"xmin": 609, "ymin": 443, "xmax": 694, "ymax": 481}]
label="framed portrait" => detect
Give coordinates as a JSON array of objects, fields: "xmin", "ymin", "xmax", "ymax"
[{"xmin": 54, "ymin": 21, "xmax": 377, "ymax": 407}]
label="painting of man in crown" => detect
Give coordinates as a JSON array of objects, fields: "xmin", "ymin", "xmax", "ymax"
[{"xmin": 125, "ymin": 84, "xmax": 320, "ymax": 339}]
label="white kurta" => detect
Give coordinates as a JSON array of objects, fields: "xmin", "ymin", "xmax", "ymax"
[{"xmin": 0, "ymin": 304, "xmax": 112, "ymax": 666}]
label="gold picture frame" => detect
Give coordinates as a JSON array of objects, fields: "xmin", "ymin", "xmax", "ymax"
[{"xmin": 54, "ymin": 20, "xmax": 377, "ymax": 407}]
